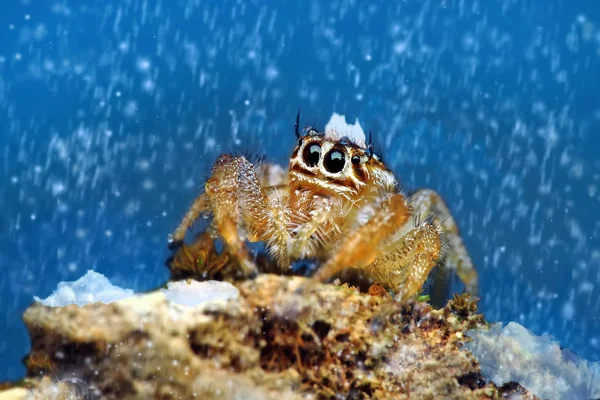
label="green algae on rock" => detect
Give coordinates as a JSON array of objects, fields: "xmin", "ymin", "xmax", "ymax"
[{"xmin": 5, "ymin": 275, "xmax": 538, "ymax": 399}]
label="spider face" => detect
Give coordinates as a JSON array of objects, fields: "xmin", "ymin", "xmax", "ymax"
[{"xmin": 288, "ymin": 125, "xmax": 396, "ymax": 200}]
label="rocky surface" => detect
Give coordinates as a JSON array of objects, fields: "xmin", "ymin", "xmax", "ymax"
[{"xmin": 2, "ymin": 275, "xmax": 538, "ymax": 399}]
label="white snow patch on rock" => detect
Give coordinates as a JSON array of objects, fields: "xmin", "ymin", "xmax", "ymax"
[
  {"xmin": 161, "ymin": 280, "xmax": 239, "ymax": 307},
  {"xmin": 34, "ymin": 272, "xmax": 240, "ymax": 309},
  {"xmin": 34, "ymin": 270, "xmax": 134, "ymax": 307},
  {"xmin": 324, "ymin": 113, "xmax": 367, "ymax": 148},
  {"xmin": 465, "ymin": 322, "xmax": 600, "ymax": 400}
]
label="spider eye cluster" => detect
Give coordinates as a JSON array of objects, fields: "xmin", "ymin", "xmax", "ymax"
[{"xmin": 301, "ymin": 143, "xmax": 347, "ymax": 173}]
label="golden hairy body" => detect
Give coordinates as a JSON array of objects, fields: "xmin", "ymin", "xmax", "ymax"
[{"xmin": 170, "ymin": 112, "xmax": 478, "ymax": 300}]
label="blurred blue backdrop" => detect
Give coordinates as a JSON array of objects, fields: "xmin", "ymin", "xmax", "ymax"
[{"xmin": 1, "ymin": 0, "xmax": 599, "ymax": 380}]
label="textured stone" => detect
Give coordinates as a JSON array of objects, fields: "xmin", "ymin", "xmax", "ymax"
[{"xmin": 5, "ymin": 275, "xmax": 538, "ymax": 399}]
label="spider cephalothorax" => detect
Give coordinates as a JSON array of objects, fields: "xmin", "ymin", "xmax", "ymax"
[
  {"xmin": 169, "ymin": 112, "xmax": 478, "ymax": 300},
  {"xmin": 290, "ymin": 116, "xmax": 394, "ymax": 201}
]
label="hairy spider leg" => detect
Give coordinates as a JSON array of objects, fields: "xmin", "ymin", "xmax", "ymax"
[
  {"xmin": 311, "ymin": 193, "xmax": 412, "ymax": 283},
  {"xmin": 308, "ymin": 192, "xmax": 444, "ymax": 301},
  {"xmin": 286, "ymin": 193, "xmax": 348, "ymax": 261},
  {"xmin": 363, "ymin": 220, "xmax": 443, "ymax": 302},
  {"xmin": 208, "ymin": 155, "xmax": 283, "ymax": 275},
  {"xmin": 407, "ymin": 189, "xmax": 478, "ymax": 299},
  {"xmin": 177, "ymin": 154, "xmax": 291, "ymax": 275},
  {"xmin": 170, "ymin": 193, "xmax": 210, "ymax": 247}
]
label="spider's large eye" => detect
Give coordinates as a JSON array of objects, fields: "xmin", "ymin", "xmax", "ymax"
[
  {"xmin": 303, "ymin": 143, "xmax": 321, "ymax": 167},
  {"xmin": 324, "ymin": 149, "xmax": 345, "ymax": 173}
]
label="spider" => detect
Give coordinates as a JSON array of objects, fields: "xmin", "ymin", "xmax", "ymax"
[{"xmin": 168, "ymin": 112, "xmax": 478, "ymax": 301}]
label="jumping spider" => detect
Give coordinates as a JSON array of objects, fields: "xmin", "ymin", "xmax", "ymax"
[{"xmin": 169, "ymin": 112, "xmax": 478, "ymax": 301}]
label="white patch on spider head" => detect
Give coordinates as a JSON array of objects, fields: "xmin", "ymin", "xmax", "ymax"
[{"xmin": 324, "ymin": 113, "xmax": 367, "ymax": 148}]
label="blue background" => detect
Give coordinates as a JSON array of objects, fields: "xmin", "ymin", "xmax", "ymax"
[{"xmin": 1, "ymin": 0, "xmax": 599, "ymax": 380}]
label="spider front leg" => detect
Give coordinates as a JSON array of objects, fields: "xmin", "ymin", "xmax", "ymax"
[
  {"xmin": 311, "ymin": 192, "xmax": 443, "ymax": 302},
  {"xmin": 171, "ymin": 154, "xmax": 290, "ymax": 276},
  {"xmin": 312, "ymin": 193, "xmax": 412, "ymax": 283},
  {"xmin": 362, "ymin": 221, "xmax": 443, "ymax": 302},
  {"xmin": 408, "ymin": 189, "xmax": 478, "ymax": 298}
]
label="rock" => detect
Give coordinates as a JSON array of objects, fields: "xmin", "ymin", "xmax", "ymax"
[{"xmin": 6, "ymin": 275, "xmax": 539, "ymax": 399}]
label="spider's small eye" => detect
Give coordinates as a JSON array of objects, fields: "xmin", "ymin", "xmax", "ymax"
[
  {"xmin": 324, "ymin": 149, "xmax": 345, "ymax": 173},
  {"xmin": 303, "ymin": 143, "xmax": 321, "ymax": 167},
  {"xmin": 351, "ymin": 155, "xmax": 361, "ymax": 165}
]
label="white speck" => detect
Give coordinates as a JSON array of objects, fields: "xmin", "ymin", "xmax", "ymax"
[
  {"xmin": 579, "ymin": 281, "xmax": 593, "ymax": 293},
  {"xmin": 142, "ymin": 179, "xmax": 155, "ymax": 190},
  {"xmin": 244, "ymin": 99, "xmax": 250, "ymax": 106},
  {"xmin": 393, "ymin": 40, "xmax": 408, "ymax": 54},
  {"xmin": 10, "ymin": 176, "xmax": 18, "ymax": 184},
  {"xmin": 136, "ymin": 57, "xmax": 151, "ymax": 72},
  {"xmin": 265, "ymin": 65, "xmax": 279, "ymax": 80},
  {"xmin": 123, "ymin": 200, "xmax": 139, "ymax": 216},
  {"xmin": 561, "ymin": 300, "xmax": 575, "ymax": 320},
  {"xmin": 43, "ymin": 59, "xmax": 55, "ymax": 71},
  {"xmin": 365, "ymin": 54, "xmax": 372, "ymax": 61},
  {"xmin": 50, "ymin": 3, "xmax": 72, "ymax": 16},
  {"xmin": 205, "ymin": 137, "xmax": 217, "ymax": 151},
  {"xmin": 115, "ymin": 91, "xmax": 122, "ymax": 98},
  {"xmin": 51, "ymin": 182, "xmax": 65, "ymax": 196},
  {"xmin": 123, "ymin": 100, "xmax": 137, "ymax": 117},
  {"xmin": 142, "ymin": 79, "xmax": 155, "ymax": 92},
  {"xmin": 136, "ymin": 159, "xmax": 150, "ymax": 171},
  {"xmin": 570, "ymin": 162, "xmax": 584, "ymax": 178},
  {"xmin": 8, "ymin": 24, "xmax": 15, "ymax": 30},
  {"xmin": 24, "ymin": 14, "xmax": 31, "ymax": 21},
  {"xmin": 14, "ymin": 53, "xmax": 22, "ymax": 61},
  {"xmin": 30, "ymin": 214, "xmax": 36, "ymax": 221}
]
